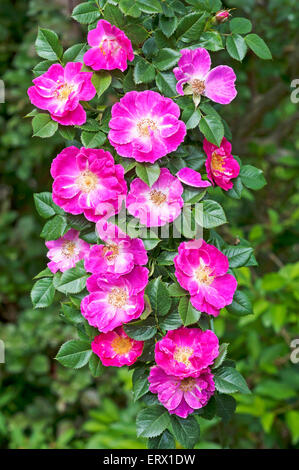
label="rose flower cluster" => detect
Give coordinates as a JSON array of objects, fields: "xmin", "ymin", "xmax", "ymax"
[{"xmin": 28, "ymin": 18, "xmax": 240, "ymax": 418}]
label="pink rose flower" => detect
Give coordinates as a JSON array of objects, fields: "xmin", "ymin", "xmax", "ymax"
[
  {"xmin": 155, "ymin": 327, "xmax": 219, "ymax": 378},
  {"xmin": 108, "ymin": 90, "xmax": 186, "ymax": 163},
  {"xmin": 81, "ymin": 266, "xmax": 149, "ymax": 332},
  {"xmin": 173, "ymin": 48, "xmax": 237, "ymax": 105},
  {"xmin": 27, "ymin": 62, "xmax": 96, "ymax": 126},
  {"xmin": 50, "ymin": 146, "xmax": 127, "ymax": 223},
  {"xmin": 203, "ymin": 138, "xmax": 240, "ymax": 191},
  {"xmin": 84, "ymin": 20, "xmax": 134, "ymax": 72},
  {"xmin": 91, "ymin": 326, "xmax": 143, "ymax": 367},
  {"xmin": 176, "ymin": 167, "xmax": 212, "ymax": 188},
  {"xmin": 45, "ymin": 229, "xmax": 90, "ymax": 273},
  {"xmin": 85, "ymin": 223, "xmax": 148, "ymax": 277},
  {"xmin": 126, "ymin": 168, "xmax": 184, "ymax": 227},
  {"xmin": 174, "ymin": 239, "xmax": 237, "ymax": 317},
  {"xmin": 149, "ymin": 366, "xmax": 215, "ymax": 418}
]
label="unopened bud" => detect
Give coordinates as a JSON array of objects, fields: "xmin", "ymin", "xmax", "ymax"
[{"xmin": 214, "ymin": 10, "xmax": 230, "ymax": 24}]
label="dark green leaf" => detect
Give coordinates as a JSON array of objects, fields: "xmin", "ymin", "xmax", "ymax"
[
  {"xmin": 146, "ymin": 278, "xmax": 171, "ymax": 317},
  {"xmin": 171, "ymin": 415, "xmax": 200, "ymax": 449},
  {"xmin": 214, "ymin": 367, "xmax": 251, "ymax": 394},
  {"xmin": 35, "ymin": 28, "xmax": 63, "ymax": 60},
  {"xmin": 72, "ymin": 2, "xmax": 101, "ymax": 24},
  {"xmin": 148, "ymin": 430, "xmax": 175, "ymax": 449},
  {"xmin": 178, "ymin": 296, "xmax": 201, "ymax": 326},
  {"xmin": 226, "ymin": 34, "xmax": 247, "ymax": 61},
  {"xmin": 199, "ymin": 115, "xmax": 224, "ymax": 147},
  {"xmin": 124, "ymin": 317, "xmax": 157, "ymax": 341},
  {"xmin": 40, "ymin": 215, "xmax": 67, "ymax": 240},
  {"xmin": 245, "ymin": 33, "xmax": 272, "ymax": 60},
  {"xmin": 32, "ymin": 113, "xmax": 58, "ymax": 138},
  {"xmin": 227, "ymin": 290, "xmax": 253, "ymax": 316}
]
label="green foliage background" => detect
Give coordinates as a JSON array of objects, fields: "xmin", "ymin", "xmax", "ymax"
[{"xmin": 0, "ymin": 0, "xmax": 298, "ymax": 449}]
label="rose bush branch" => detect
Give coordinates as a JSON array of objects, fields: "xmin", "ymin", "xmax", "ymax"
[{"xmin": 29, "ymin": 0, "xmax": 270, "ymax": 449}]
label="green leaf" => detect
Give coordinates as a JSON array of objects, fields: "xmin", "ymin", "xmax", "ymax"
[
  {"xmin": 124, "ymin": 317, "xmax": 157, "ymax": 341},
  {"xmin": 227, "ymin": 290, "xmax": 253, "ymax": 316},
  {"xmin": 33, "ymin": 267, "xmax": 53, "ymax": 279},
  {"xmin": 33, "ymin": 60, "xmax": 56, "ymax": 76},
  {"xmin": 91, "ymin": 71, "xmax": 112, "ymax": 97},
  {"xmin": 134, "ymin": 57, "xmax": 156, "ymax": 84},
  {"xmin": 124, "ymin": 24, "xmax": 149, "ymax": 46},
  {"xmin": 146, "ymin": 278, "xmax": 171, "ymax": 317},
  {"xmin": 31, "ymin": 278, "xmax": 55, "ymax": 309},
  {"xmin": 240, "ymin": 164, "xmax": 266, "ymax": 190},
  {"xmin": 178, "ymin": 296, "xmax": 201, "ymax": 326},
  {"xmin": 59, "ymin": 126, "xmax": 76, "ymax": 140},
  {"xmin": 32, "ymin": 113, "xmax": 58, "ymax": 138},
  {"xmin": 223, "ymin": 245, "xmax": 254, "ymax": 268},
  {"xmin": 200, "ymin": 200, "xmax": 227, "ymax": 229},
  {"xmin": 40, "ymin": 215, "xmax": 67, "ymax": 241},
  {"xmin": 63, "ymin": 43, "xmax": 87, "ymax": 63},
  {"xmin": 245, "ymin": 33, "xmax": 272, "ymax": 60},
  {"xmin": 181, "ymin": 12, "xmax": 209, "ymax": 42},
  {"xmin": 119, "ymin": 0, "xmax": 141, "ymax": 18},
  {"xmin": 89, "ymin": 353, "xmax": 104, "ymax": 377},
  {"xmin": 214, "ymin": 367, "xmax": 251, "ymax": 394},
  {"xmin": 156, "ymin": 72, "xmax": 177, "ymax": 97},
  {"xmin": 159, "ymin": 16, "xmax": 178, "ymax": 38},
  {"xmin": 227, "ymin": 176, "xmax": 243, "ymax": 199},
  {"xmin": 168, "ymin": 283, "xmax": 187, "ymax": 297},
  {"xmin": 132, "ymin": 367, "xmax": 149, "ymax": 401},
  {"xmin": 156, "ymin": 251, "xmax": 176, "ymax": 266},
  {"xmin": 286, "ymin": 411, "xmax": 299, "ymax": 444},
  {"xmin": 226, "ymin": 34, "xmax": 247, "ymax": 61},
  {"xmin": 160, "ymin": 309, "xmax": 183, "ymax": 331},
  {"xmin": 148, "ymin": 430, "xmax": 175, "ymax": 449},
  {"xmin": 171, "ymin": 415, "xmax": 200, "ymax": 449},
  {"xmin": 55, "ymin": 262, "xmax": 89, "ymax": 294},
  {"xmin": 56, "ymin": 340, "xmax": 92, "ymax": 369},
  {"xmin": 104, "ymin": 3, "xmax": 125, "ymax": 28},
  {"xmin": 34, "ymin": 192, "xmax": 64, "ymax": 219},
  {"xmin": 136, "ymin": 163, "xmax": 160, "ymax": 187},
  {"xmin": 136, "ymin": 406, "xmax": 170, "ymax": 438},
  {"xmin": 176, "ymin": 12, "xmax": 202, "ymax": 38},
  {"xmin": 35, "ymin": 28, "xmax": 63, "ymax": 60},
  {"xmin": 72, "ymin": 2, "xmax": 101, "ymax": 24},
  {"xmin": 196, "ymin": 31, "xmax": 223, "ymax": 51},
  {"xmin": 230, "ymin": 17, "xmax": 252, "ymax": 34},
  {"xmin": 182, "ymin": 107, "xmax": 201, "ymax": 130},
  {"xmin": 66, "ymin": 214, "xmax": 92, "ymax": 232},
  {"xmin": 199, "ymin": 115, "xmax": 224, "ymax": 147},
  {"xmin": 81, "ymin": 130, "xmax": 106, "ymax": 148},
  {"xmin": 215, "ymin": 394, "xmax": 236, "ymax": 422},
  {"xmin": 76, "ymin": 119, "xmax": 101, "ymax": 132},
  {"xmin": 60, "ymin": 303, "xmax": 84, "ymax": 325},
  {"xmin": 136, "ymin": 0, "xmax": 163, "ymax": 14},
  {"xmin": 213, "ymin": 343, "xmax": 229, "ymax": 369},
  {"xmin": 153, "ymin": 48, "xmax": 181, "ymax": 71}
]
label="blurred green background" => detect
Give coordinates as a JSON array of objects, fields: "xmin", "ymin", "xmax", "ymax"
[{"xmin": 0, "ymin": 0, "xmax": 298, "ymax": 449}]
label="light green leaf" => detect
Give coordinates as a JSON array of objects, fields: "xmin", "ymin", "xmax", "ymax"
[
  {"xmin": 40, "ymin": 215, "xmax": 68, "ymax": 240},
  {"xmin": 35, "ymin": 28, "xmax": 63, "ymax": 60},
  {"xmin": 72, "ymin": 2, "xmax": 101, "ymax": 24},
  {"xmin": 199, "ymin": 114, "xmax": 224, "ymax": 147},
  {"xmin": 245, "ymin": 33, "xmax": 272, "ymax": 60},
  {"xmin": 34, "ymin": 192, "xmax": 64, "ymax": 219},
  {"xmin": 178, "ymin": 296, "xmax": 201, "ymax": 326},
  {"xmin": 230, "ymin": 17, "xmax": 252, "ymax": 34},
  {"xmin": 226, "ymin": 34, "xmax": 247, "ymax": 61},
  {"xmin": 56, "ymin": 340, "xmax": 92, "ymax": 368},
  {"xmin": 32, "ymin": 114, "xmax": 58, "ymax": 138},
  {"xmin": 136, "ymin": 406, "xmax": 170, "ymax": 438},
  {"xmin": 31, "ymin": 278, "xmax": 55, "ymax": 309}
]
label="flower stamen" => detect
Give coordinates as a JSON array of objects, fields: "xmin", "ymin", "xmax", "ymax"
[
  {"xmin": 149, "ymin": 189, "xmax": 166, "ymax": 206},
  {"xmin": 76, "ymin": 170, "xmax": 98, "ymax": 193},
  {"xmin": 111, "ymin": 335, "xmax": 132, "ymax": 355},
  {"xmin": 174, "ymin": 346, "xmax": 193, "ymax": 366},
  {"xmin": 137, "ymin": 118, "xmax": 157, "ymax": 137},
  {"xmin": 108, "ymin": 287, "xmax": 128, "ymax": 308}
]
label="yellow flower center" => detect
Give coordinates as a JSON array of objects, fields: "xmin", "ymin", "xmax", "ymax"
[
  {"xmin": 149, "ymin": 189, "xmax": 166, "ymax": 206},
  {"xmin": 56, "ymin": 83, "xmax": 74, "ymax": 101},
  {"xmin": 190, "ymin": 79, "xmax": 206, "ymax": 96},
  {"xmin": 103, "ymin": 243, "xmax": 119, "ymax": 261},
  {"xmin": 180, "ymin": 377, "xmax": 196, "ymax": 392},
  {"xmin": 108, "ymin": 288, "xmax": 128, "ymax": 308},
  {"xmin": 137, "ymin": 118, "xmax": 157, "ymax": 137},
  {"xmin": 111, "ymin": 335, "xmax": 132, "ymax": 355},
  {"xmin": 174, "ymin": 346, "xmax": 194, "ymax": 366},
  {"xmin": 61, "ymin": 241, "xmax": 77, "ymax": 258},
  {"xmin": 211, "ymin": 151, "xmax": 225, "ymax": 172},
  {"xmin": 195, "ymin": 264, "xmax": 214, "ymax": 286},
  {"xmin": 76, "ymin": 170, "xmax": 98, "ymax": 193}
]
